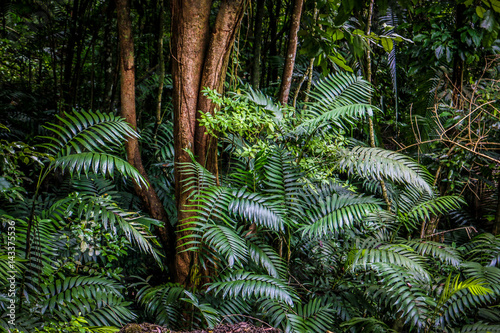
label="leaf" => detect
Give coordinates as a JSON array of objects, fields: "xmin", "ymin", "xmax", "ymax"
[
  {"xmin": 476, "ymin": 6, "xmax": 487, "ymax": 18},
  {"xmin": 381, "ymin": 36, "xmax": 394, "ymax": 52},
  {"xmin": 207, "ymin": 270, "xmax": 297, "ymax": 306}
]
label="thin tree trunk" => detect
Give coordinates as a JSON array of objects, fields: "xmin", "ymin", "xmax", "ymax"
[
  {"xmin": 303, "ymin": 3, "xmax": 318, "ymax": 104},
  {"xmin": 451, "ymin": 3, "xmax": 466, "ymax": 108},
  {"xmin": 365, "ymin": 0, "xmax": 391, "ymax": 211},
  {"xmin": 251, "ymin": 0, "xmax": 265, "ymax": 88},
  {"xmin": 154, "ymin": 0, "xmax": 165, "ymax": 134},
  {"xmin": 115, "ymin": 0, "xmax": 176, "ymax": 278},
  {"xmin": 171, "ymin": 0, "xmax": 213, "ymax": 285},
  {"xmin": 493, "ymin": 177, "xmax": 500, "ymax": 235},
  {"xmin": 278, "ymin": 0, "xmax": 303, "ymax": 105},
  {"xmin": 62, "ymin": 0, "xmax": 79, "ymax": 111},
  {"xmin": 268, "ymin": 0, "xmax": 281, "ymax": 84}
]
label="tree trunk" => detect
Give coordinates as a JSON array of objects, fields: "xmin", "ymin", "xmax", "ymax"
[
  {"xmin": 195, "ymin": 0, "xmax": 246, "ymax": 172},
  {"xmin": 251, "ymin": 0, "xmax": 265, "ymax": 88},
  {"xmin": 268, "ymin": 0, "xmax": 281, "ymax": 85},
  {"xmin": 115, "ymin": 0, "xmax": 176, "ymax": 278},
  {"xmin": 171, "ymin": 0, "xmax": 246, "ymax": 285},
  {"xmin": 278, "ymin": 0, "xmax": 303, "ymax": 105},
  {"xmin": 171, "ymin": 0, "xmax": 213, "ymax": 285},
  {"xmin": 493, "ymin": 177, "xmax": 500, "ymax": 235},
  {"xmin": 451, "ymin": 3, "xmax": 466, "ymax": 108},
  {"xmin": 154, "ymin": 0, "xmax": 165, "ymax": 133},
  {"xmin": 365, "ymin": 0, "xmax": 391, "ymax": 211}
]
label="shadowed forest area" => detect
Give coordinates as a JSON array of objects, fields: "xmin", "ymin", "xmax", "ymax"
[{"xmin": 1, "ymin": 0, "xmax": 500, "ymax": 332}]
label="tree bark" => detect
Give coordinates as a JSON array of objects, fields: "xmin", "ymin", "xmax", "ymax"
[
  {"xmin": 115, "ymin": 0, "xmax": 176, "ymax": 278},
  {"xmin": 154, "ymin": 0, "xmax": 165, "ymax": 133},
  {"xmin": 195, "ymin": 0, "xmax": 246, "ymax": 172},
  {"xmin": 278, "ymin": 0, "xmax": 303, "ymax": 105},
  {"xmin": 365, "ymin": 0, "xmax": 391, "ymax": 211},
  {"xmin": 251, "ymin": 0, "xmax": 265, "ymax": 89},
  {"xmin": 493, "ymin": 177, "xmax": 500, "ymax": 235},
  {"xmin": 171, "ymin": 0, "xmax": 247, "ymax": 285},
  {"xmin": 171, "ymin": 0, "xmax": 213, "ymax": 285},
  {"xmin": 451, "ymin": 3, "xmax": 466, "ymax": 108}
]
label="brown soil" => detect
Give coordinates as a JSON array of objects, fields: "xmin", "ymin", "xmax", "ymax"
[{"xmin": 119, "ymin": 322, "xmax": 281, "ymax": 333}]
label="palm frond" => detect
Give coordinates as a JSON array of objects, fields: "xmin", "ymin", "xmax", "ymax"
[
  {"xmin": 466, "ymin": 233, "xmax": 500, "ymax": 266},
  {"xmin": 404, "ymin": 240, "xmax": 462, "ymax": 267},
  {"xmin": 207, "ymin": 270, "xmax": 297, "ymax": 306},
  {"xmin": 247, "ymin": 240, "xmax": 286, "ymax": 279},
  {"xmin": 350, "ymin": 242, "xmax": 429, "ymax": 279},
  {"xmin": 307, "ymin": 72, "xmax": 372, "ymax": 109},
  {"xmin": 39, "ymin": 110, "xmax": 137, "ymax": 157},
  {"xmin": 405, "ymin": 196, "xmax": 464, "ymax": 229},
  {"xmin": 52, "ymin": 193, "xmax": 162, "ymax": 264},
  {"xmin": 367, "ymin": 263, "xmax": 432, "ymax": 329},
  {"xmin": 288, "ymin": 298, "xmax": 335, "ymax": 333},
  {"xmin": 229, "ymin": 189, "xmax": 286, "ymax": 232},
  {"xmin": 337, "ymin": 146, "xmax": 434, "ymax": 194},
  {"xmin": 182, "ymin": 290, "xmax": 220, "ymax": 328},
  {"xmin": 296, "ymin": 104, "xmax": 377, "ymax": 135},
  {"xmin": 136, "ymin": 281, "xmax": 186, "ymax": 328},
  {"xmin": 341, "ymin": 317, "xmax": 396, "ymax": 333},
  {"xmin": 51, "ymin": 152, "xmax": 148, "ymax": 188},
  {"xmin": 40, "ymin": 276, "xmax": 136, "ymax": 326},
  {"xmin": 262, "ymin": 147, "xmax": 305, "ymax": 223},
  {"xmin": 300, "ymin": 194, "xmax": 382, "ymax": 237}
]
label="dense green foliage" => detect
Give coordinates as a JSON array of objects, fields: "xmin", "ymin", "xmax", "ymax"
[{"xmin": 1, "ymin": 0, "xmax": 500, "ymax": 332}]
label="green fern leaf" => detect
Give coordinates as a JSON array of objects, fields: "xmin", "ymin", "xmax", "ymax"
[{"xmin": 208, "ymin": 270, "xmax": 297, "ymax": 306}]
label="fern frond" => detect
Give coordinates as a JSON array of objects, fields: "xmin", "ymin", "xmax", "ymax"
[
  {"xmin": 51, "ymin": 152, "xmax": 148, "ymax": 188},
  {"xmin": 337, "ymin": 146, "xmax": 434, "ymax": 194},
  {"xmin": 229, "ymin": 189, "xmax": 286, "ymax": 232},
  {"xmin": 247, "ymin": 240, "xmax": 286, "ymax": 279},
  {"xmin": 466, "ymin": 233, "xmax": 500, "ymax": 266},
  {"xmin": 207, "ymin": 270, "xmax": 297, "ymax": 306},
  {"xmin": 341, "ymin": 317, "xmax": 396, "ymax": 333},
  {"xmin": 182, "ymin": 290, "xmax": 220, "ymax": 328},
  {"xmin": 39, "ymin": 110, "xmax": 137, "ymax": 157},
  {"xmin": 405, "ymin": 196, "xmax": 464, "ymax": 229},
  {"xmin": 404, "ymin": 240, "xmax": 462, "ymax": 267},
  {"xmin": 300, "ymin": 194, "xmax": 382, "ymax": 237},
  {"xmin": 350, "ymin": 243, "xmax": 429, "ymax": 278},
  {"xmin": 136, "ymin": 281, "xmax": 185, "ymax": 328},
  {"xmin": 307, "ymin": 72, "xmax": 372, "ymax": 109}
]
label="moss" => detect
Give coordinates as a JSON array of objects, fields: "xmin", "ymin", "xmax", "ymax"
[{"xmin": 121, "ymin": 324, "xmax": 142, "ymax": 333}]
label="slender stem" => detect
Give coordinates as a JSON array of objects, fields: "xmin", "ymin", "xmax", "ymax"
[{"xmin": 366, "ymin": 0, "xmax": 391, "ymax": 211}]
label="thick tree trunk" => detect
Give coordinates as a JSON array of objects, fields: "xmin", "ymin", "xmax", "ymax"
[
  {"xmin": 278, "ymin": 0, "xmax": 303, "ymax": 105},
  {"xmin": 115, "ymin": 0, "xmax": 176, "ymax": 278},
  {"xmin": 171, "ymin": 0, "xmax": 213, "ymax": 285},
  {"xmin": 251, "ymin": 0, "xmax": 265, "ymax": 89},
  {"xmin": 171, "ymin": 0, "xmax": 246, "ymax": 285}
]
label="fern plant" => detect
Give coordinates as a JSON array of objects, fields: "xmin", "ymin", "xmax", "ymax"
[
  {"xmin": 136, "ymin": 71, "xmax": 496, "ymax": 333},
  {"xmin": 0, "ymin": 110, "xmax": 163, "ymax": 331}
]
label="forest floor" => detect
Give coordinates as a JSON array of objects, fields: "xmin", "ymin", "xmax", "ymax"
[{"xmin": 119, "ymin": 322, "xmax": 282, "ymax": 333}]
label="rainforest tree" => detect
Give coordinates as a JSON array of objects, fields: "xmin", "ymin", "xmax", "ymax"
[{"xmin": 1, "ymin": 0, "xmax": 500, "ymax": 332}]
